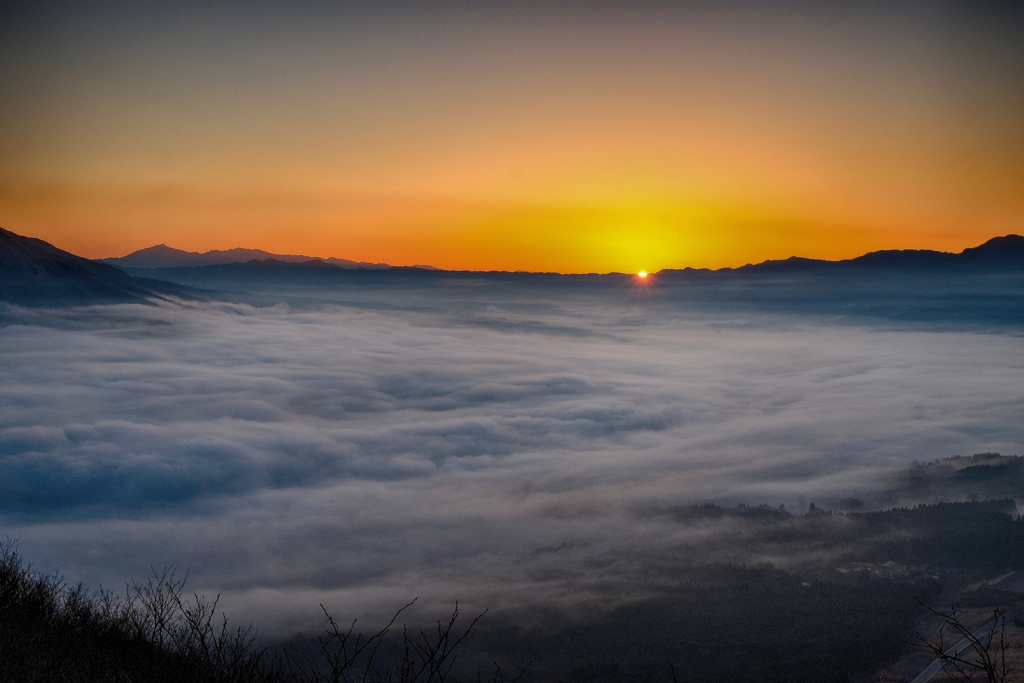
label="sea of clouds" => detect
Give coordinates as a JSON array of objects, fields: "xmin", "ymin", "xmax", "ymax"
[{"xmin": 1, "ymin": 287, "xmax": 1023, "ymax": 634}]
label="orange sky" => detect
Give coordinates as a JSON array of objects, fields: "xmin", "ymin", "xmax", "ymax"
[{"xmin": 1, "ymin": 3, "xmax": 1022, "ymax": 272}]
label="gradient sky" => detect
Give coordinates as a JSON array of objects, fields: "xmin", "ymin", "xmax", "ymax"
[{"xmin": 1, "ymin": 1, "xmax": 1023, "ymax": 272}]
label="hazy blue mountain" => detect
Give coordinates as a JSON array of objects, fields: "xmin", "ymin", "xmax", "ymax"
[
  {"xmin": 101, "ymin": 244, "xmax": 391, "ymax": 270},
  {"xmin": 1, "ymin": 227, "xmax": 156, "ymax": 306},
  {"xmin": 0, "ymin": 227, "xmax": 201, "ymax": 307},
  {"xmin": 647, "ymin": 235, "xmax": 1023, "ymax": 277},
  {"xmin": 106, "ymin": 258, "xmax": 613, "ymax": 293},
  {"xmin": 633, "ymin": 234, "xmax": 1024, "ymax": 326},
  {"xmin": 958, "ymin": 234, "xmax": 1024, "ymax": 268},
  {"xmin": 717, "ymin": 234, "xmax": 1024, "ymax": 274},
  {"xmin": 105, "ymin": 235, "xmax": 1024, "ymax": 284},
  {"xmin": 100, "ymin": 235, "xmax": 1024, "ymax": 328},
  {"xmin": 8, "ymin": 226, "xmax": 1023, "ymax": 322}
]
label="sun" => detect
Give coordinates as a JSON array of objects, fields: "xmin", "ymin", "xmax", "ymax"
[{"xmin": 637, "ymin": 270, "xmax": 648, "ymax": 279}]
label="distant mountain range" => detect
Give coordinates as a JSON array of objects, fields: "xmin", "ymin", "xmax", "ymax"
[
  {"xmin": 2, "ymin": 226, "xmax": 1023, "ymax": 309},
  {"xmin": 663, "ymin": 234, "xmax": 1024, "ymax": 276},
  {"xmin": 101, "ymin": 244, "xmax": 398, "ymax": 270},
  {"xmin": 107, "ymin": 234, "xmax": 1024, "ymax": 277},
  {"xmin": 101, "ymin": 233, "xmax": 1024, "ymax": 295}
]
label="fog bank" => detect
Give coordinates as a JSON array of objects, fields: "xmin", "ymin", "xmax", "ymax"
[{"xmin": 1, "ymin": 291, "xmax": 1021, "ymax": 633}]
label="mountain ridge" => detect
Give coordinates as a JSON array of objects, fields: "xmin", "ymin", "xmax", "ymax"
[
  {"xmin": 104, "ymin": 234, "xmax": 1024, "ymax": 276},
  {"xmin": 659, "ymin": 234, "xmax": 1024, "ymax": 276},
  {"xmin": 102, "ymin": 244, "xmax": 393, "ymax": 270},
  {"xmin": 0, "ymin": 227, "xmax": 181, "ymax": 306}
]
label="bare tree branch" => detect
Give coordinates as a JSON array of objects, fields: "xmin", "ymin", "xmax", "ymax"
[{"xmin": 914, "ymin": 599, "xmax": 1012, "ymax": 683}]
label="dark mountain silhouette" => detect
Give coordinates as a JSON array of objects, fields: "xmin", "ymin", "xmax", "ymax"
[
  {"xmin": 959, "ymin": 234, "xmax": 1024, "ymax": 268},
  {"xmin": 105, "ymin": 234, "xmax": 1024, "ymax": 282},
  {"xmin": 5, "ymin": 226, "xmax": 1022, "ymax": 317},
  {"xmin": 102, "ymin": 244, "xmax": 391, "ymax": 270},
  {"xmin": 108, "ymin": 258, "xmax": 448, "ymax": 292},
  {"xmin": 833, "ymin": 234, "xmax": 1024, "ymax": 271},
  {"xmin": 653, "ymin": 235, "xmax": 1024, "ymax": 277},
  {"xmin": 0, "ymin": 227, "xmax": 188, "ymax": 307},
  {"xmin": 731, "ymin": 234, "xmax": 1024, "ymax": 275},
  {"xmin": 644, "ymin": 235, "xmax": 1024, "ymax": 328}
]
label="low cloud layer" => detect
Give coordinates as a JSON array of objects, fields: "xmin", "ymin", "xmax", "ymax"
[{"xmin": 1, "ymin": 289, "xmax": 1022, "ymax": 633}]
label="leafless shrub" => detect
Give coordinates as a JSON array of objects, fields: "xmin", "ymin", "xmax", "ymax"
[
  {"xmin": 286, "ymin": 599, "xmax": 531, "ymax": 683},
  {"xmin": 124, "ymin": 566, "xmax": 285, "ymax": 683},
  {"xmin": 0, "ymin": 538, "xmax": 285, "ymax": 683},
  {"xmin": 1, "ymin": 537, "xmax": 526, "ymax": 683},
  {"xmin": 916, "ymin": 599, "xmax": 1012, "ymax": 683}
]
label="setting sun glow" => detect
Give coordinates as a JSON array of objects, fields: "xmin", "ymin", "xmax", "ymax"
[
  {"xmin": 1, "ymin": 4, "xmax": 1021, "ymax": 271},
  {"xmin": 637, "ymin": 271, "xmax": 648, "ymax": 279}
]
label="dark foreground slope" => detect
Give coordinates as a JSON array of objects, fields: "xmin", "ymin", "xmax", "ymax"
[
  {"xmin": 0, "ymin": 227, "xmax": 193, "ymax": 307},
  {"xmin": 0, "ymin": 541, "xmax": 287, "ymax": 683},
  {"xmin": 6, "ymin": 456, "xmax": 1024, "ymax": 683},
  {"xmin": 12, "ymin": 497, "xmax": 1024, "ymax": 683}
]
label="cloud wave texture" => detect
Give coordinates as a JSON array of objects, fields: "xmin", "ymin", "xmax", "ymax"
[{"xmin": 1, "ymin": 294, "xmax": 1022, "ymax": 631}]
